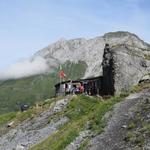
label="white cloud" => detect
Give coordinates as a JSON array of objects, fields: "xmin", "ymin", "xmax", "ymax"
[{"xmin": 0, "ymin": 56, "xmax": 49, "ymax": 80}]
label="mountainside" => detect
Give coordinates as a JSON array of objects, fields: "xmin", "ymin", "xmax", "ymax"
[
  {"xmin": 0, "ymin": 31, "xmax": 150, "ymax": 150},
  {"xmin": 0, "ymin": 83, "xmax": 149, "ymax": 150},
  {"xmin": 35, "ymin": 31, "xmax": 150, "ymax": 78},
  {"xmin": 0, "ymin": 31, "xmax": 150, "ymax": 114}
]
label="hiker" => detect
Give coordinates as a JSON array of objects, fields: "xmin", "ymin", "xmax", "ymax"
[
  {"xmin": 68, "ymin": 81, "xmax": 72, "ymax": 93},
  {"xmin": 20, "ymin": 104, "xmax": 29, "ymax": 112},
  {"xmin": 65, "ymin": 83, "xmax": 69, "ymax": 94},
  {"xmin": 79, "ymin": 83, "xmax": 84, "ymax": 93},
  {"xmin": 71, "ymin": 85, "xmax": 76, "ymax": 94},
  {"xmin": 75, "ymin": 86, "xmax": 80, "ymax": 94}
]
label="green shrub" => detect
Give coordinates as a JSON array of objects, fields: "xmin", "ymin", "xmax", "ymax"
[{"xmin": 0, "ymin": 112, "xmax": 16, "ymax": 126}]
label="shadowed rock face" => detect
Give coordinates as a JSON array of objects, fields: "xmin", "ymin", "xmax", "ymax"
[{"xmin": 102, "ymin": 44, "xmax": 115, "ymax": 95}]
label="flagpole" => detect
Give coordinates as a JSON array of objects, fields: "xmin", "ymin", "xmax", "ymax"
[
  {"xmin": 59, "ymin": 64, "xmax": 61, "ymax": 82},
  {"xmin": 58, "ymin": 64, "xmax": 67, "ymax": 96},
  {"xmin": 59, "ymin": 65, "xmax": 61, "ymax": 96}
]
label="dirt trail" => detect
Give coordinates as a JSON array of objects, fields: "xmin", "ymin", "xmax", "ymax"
[{"xmin": 88, "ymin": 89, "xmax": 150, "ymax": 150}]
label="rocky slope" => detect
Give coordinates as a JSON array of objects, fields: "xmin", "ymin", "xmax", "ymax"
[
  {"xmin": 88, "ymin": 89, "xmax": 150, "ymax": 150},
  {"xmin": 0, "ymin": 96, "xmax": 73, "ymax": 150},
  {"xmin": 0, "ymin": 84, "xmax": 149, "ymax": 150}
]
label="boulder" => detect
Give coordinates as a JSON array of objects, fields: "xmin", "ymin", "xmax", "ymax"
[
  {"xmin": 102, "ymin": 44, "xmax": 150, "ymax": 95},
  {"xmin": 139, "ymin": 74, "xmax": 150, "ymax": 84},
  {"xmin": 7, "ymin": 121, "xmax": 14, "ymax": 128},
  {"xmin": 16, "ymin": 144, "xmax": 25, "ymax": 150}
]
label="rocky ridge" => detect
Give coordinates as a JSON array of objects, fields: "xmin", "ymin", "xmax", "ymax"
[{"xmin": 34, "ymin": 31, "xmax": 150, "ymax": 78}]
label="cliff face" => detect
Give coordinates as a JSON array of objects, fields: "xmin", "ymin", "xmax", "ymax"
[{"xmin": 112, "ymin": 44, "xmax": 150, "ymax": 94}]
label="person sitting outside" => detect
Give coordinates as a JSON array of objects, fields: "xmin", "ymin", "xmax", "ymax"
[{"xmin": 79, "ymin": 83, "xmax": 84, "ymax": 93}]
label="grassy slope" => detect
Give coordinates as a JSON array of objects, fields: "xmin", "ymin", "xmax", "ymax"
[
  {"xmin": 0, "ymin": 93, "xmax": 128, "ymax": 149},
  {"xmin": 0, "ymin": 97, "xmax": 55, "ymax": 136},
  {"xmin": 0, "ymin": 83, "xmax": 149, "ymax": 149},
  {"xmin": 30, "ymin": 93, "xmax": 129, "ymax": 150},
  {"xmin": 0, "ymin": 61, "xmax": 87, "ymax": 114},
  {"xmin": 29, "ymin": 83, "xmax": 150, "ymax": 150}
]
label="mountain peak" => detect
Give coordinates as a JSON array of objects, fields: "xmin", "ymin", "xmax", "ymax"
[{"xmin": 103, "ymin": 31, "xmax": 136, "ymax": 38}]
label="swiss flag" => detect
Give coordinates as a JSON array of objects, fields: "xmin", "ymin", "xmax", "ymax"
[{"xmin": 59, "ymin": 70, "xmax": 66, "ymax": 78}]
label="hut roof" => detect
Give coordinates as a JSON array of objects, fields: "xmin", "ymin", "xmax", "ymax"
[{"xmin": 55, "ymin": 76, "xmax": 103, "ymax": 87}]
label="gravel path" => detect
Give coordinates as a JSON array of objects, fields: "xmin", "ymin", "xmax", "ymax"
[{"xmin": 88, "ymin": 89, "xmax": 150, "ymax": 150}]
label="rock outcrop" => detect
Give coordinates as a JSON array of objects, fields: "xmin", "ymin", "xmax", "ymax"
[
  {"xmin": 98, "ymin": 42, "xmax": 150, "ymax": 95},
  {"xmin": 113, "ymin": 44, "xmax": 150, "ymax": 94}
]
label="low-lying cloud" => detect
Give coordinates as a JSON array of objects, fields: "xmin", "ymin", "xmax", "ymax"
[{"xmin": 0, "ymin": 56, "xmax": 49, "ymax": 80}]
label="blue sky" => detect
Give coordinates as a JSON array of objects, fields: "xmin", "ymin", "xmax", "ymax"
[{"xmin": 0, "ymin": 0, "xmax": 150, "ymax": 69}]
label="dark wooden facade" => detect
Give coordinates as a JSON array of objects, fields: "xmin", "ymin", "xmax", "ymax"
[{"xmin": 55, "ymin": 76, "xmax": 103, "ymax": 96}]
